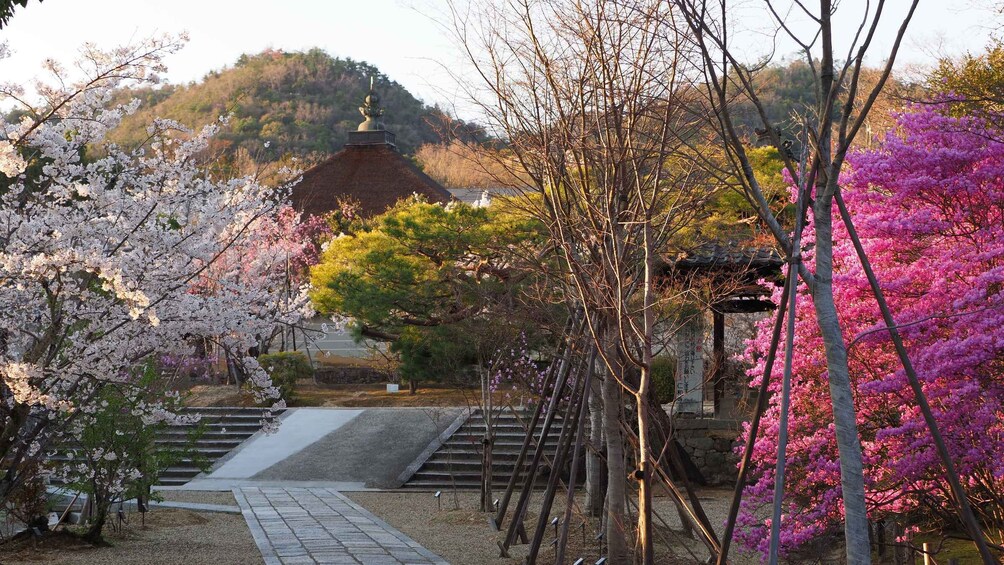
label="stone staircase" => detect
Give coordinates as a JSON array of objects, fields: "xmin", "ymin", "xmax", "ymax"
[
  {"xmin": 157, "ymin": 407, "xmax": 278, "ymax": 485},
  {"xmin": 405, "ymin": 407, "xmax": 569, "ymax": 489},
  {"xmin": 49, "ymin": 407, "xmax": 277, "ymax": 487}
]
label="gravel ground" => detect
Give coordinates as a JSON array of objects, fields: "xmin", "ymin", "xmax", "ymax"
[
  {"xmin": 2, "ymin": 506, "xmax": 261, "ymax": 565},
  {"xmin": 347, "ymin": 488, "xmax": 761, "ymax": 565}
]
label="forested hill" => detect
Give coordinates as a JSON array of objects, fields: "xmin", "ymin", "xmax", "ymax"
[{"xmin": 108, "ymin": 48, "xmax": 458, "ymax": 161}]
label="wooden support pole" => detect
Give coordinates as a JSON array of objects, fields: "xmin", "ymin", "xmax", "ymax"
[
  {"xmin": 525, "ymin": 366, "xmax": 588, "ymax": 564},
  {"xmin": 555, "ymin": 347, "xmax": 596, "ymax": 565},
  {"xmin": 647, "ymin": 394, "xmax": 720, "ymax": 548},
  {"xmin": 502, "ymin": 348, "xmax": 586, "ymax": 551},
  {"xmin": 717, "ymin": 273, "xmax": 791, "ymax": 565},
  {"xmin": 492, "ymin": 317, "xmax": 578, "ymax": 530},
  {"xmin": 768, "ymin": 184, "xmax": 806, "ymax": 565},
  {"xmin": 621, "ymin": 421, "xmax": 721, "ymax": 557}
]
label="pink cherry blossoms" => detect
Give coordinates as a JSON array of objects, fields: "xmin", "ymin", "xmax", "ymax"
[{"xmin": 737, "ymin": 106, "xmax": 1004, "ymax": 556}]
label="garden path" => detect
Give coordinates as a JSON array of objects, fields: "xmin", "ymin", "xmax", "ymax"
[{"xmin": 235, "ymin": 486, "xmax": 448, "ymax": 565}]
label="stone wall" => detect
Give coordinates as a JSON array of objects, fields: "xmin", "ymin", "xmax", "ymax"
[
  {"xmin": 314, "ymin": 366, "xmax": 392, "ymax": 385},
  {"xmin": 673, "ymin": 417, "xmax": 741, "ymax": 486}
]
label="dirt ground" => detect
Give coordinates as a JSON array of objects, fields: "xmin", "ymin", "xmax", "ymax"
[
  {"xmin": 346, "ymin": 488, "xmax": 763, "ymax": 565},
  {"xmin": 184, "ymin": 381, "xmax": 484, "ymax": 408}
]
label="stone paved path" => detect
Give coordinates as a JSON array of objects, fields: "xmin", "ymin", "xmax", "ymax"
[{"xmin": 235, "ymin": 486, "xmax": 448, "ymax": 565}]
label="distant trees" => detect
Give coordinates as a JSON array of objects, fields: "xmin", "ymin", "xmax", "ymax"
[
  {"xmin": 107, "ymin": 49, "xmax": 452, "ymax": 163},
  {"xmin": 414, "ymin": 141, "xmax": 520, "ymax": 189},
  {"xmin": 931, "ymin": 42, "xmax": 1004, "ymax": 119}
]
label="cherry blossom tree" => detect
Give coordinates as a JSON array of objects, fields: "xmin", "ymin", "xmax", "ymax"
[
  {"xmin": 0, "ymin": 36, "xmax": 302, "ymax": 512},
  {"xmin": 738, "ymin": 105, "xmax": 1004, "ymax": 556}
]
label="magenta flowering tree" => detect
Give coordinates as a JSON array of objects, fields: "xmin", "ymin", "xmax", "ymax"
[{"xmin": 738, "ymin": 106, "xmax": 1004, "ymax": 555}]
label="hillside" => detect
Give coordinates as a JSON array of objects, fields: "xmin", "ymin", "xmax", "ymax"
[{"xmin": 108, "ymin": 48, "xmax": 453, "ymax": 162}]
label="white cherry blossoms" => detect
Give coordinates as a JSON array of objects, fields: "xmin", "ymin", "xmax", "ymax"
[{"xmin": 0, "ymin": 35, "xmax": 309, "ymax": 495}]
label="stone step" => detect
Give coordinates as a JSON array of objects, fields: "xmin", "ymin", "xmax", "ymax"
[
  {"xmin": 47, "ymin": 406, "xmax": 279, "ymax": 487},
  {"xmin": 418, "ymin": 461, "xmax": 555, "ymax": 474},
  {"xmin": 424, "ymin": 447, "xmax": 563, "ymax": 461},
  {"xmin": 447, "ymin": 431, "xmax": 563, "ymax": 441},
  {"xmin": 155, "ymin": 439, "xmax": 245, "ymax": 449},
  {"xmin": 406, "ymin": 408, "xmax": 575, "ymax": 489},
  {"xmin": 404, "ymin": 472, "xmax": 552, "ymax": 489}
]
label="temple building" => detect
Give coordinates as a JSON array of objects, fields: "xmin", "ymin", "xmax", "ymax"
[{"xmin": 290, "ymin": 83, "xmax": 452, "ymax": 218}]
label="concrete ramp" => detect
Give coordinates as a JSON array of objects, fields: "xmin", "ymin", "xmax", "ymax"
[{"xmin": 252, "ymin": 407, "xmax": 462, "ymax": 488}]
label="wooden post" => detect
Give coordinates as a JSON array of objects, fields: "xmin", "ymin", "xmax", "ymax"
[{"xmin": 712, "ymin": 309, "xmax": 725, "ymax": 416}]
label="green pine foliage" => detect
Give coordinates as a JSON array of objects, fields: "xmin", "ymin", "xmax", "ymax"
[{"xmin": 310, "ymin": 198, "xmax": 550, "ymax": 388}]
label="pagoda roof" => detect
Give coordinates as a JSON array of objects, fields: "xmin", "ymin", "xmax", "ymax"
[
  {"xmin": 290, "ymin": 140, "xmax": 453, "ymax": 218},
  {"xmin": 671, "ymin": 242, "xmax": 784, "ymax": 277},
  {"xmin": 664, "ymin": 242, "xmax": 784, "ymax": 313}
]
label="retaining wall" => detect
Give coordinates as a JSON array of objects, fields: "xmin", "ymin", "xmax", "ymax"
[
  {"xmin": 673, "ymin": 417, "xmax": 741, "ymax": 486},
  {"xmin": 314, "ymin": 366, "xmax": 392, "ymax": 385}
]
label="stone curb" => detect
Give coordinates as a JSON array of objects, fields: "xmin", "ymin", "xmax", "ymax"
[
  {"xmin": 394, "ymin": 408, "xmax": 470, "ymax": 487},
  {"xmin": 233, "ymin": 487, "xmax": 282, "ymax": 565}
]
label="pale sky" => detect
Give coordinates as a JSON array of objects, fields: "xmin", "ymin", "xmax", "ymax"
[{"xmin": 0, "ymin": 0, "xmax": 999, "ymax": 119}]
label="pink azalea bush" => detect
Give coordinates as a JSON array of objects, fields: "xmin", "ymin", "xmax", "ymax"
[{"xmin": 737, "ymin": 106, "xmax": 1004, "ymax": 555}]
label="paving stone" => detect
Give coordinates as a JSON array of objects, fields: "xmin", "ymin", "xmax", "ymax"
[{"xmin": 236, "ymin": 486, "xmax": 447, "ymax": 565}]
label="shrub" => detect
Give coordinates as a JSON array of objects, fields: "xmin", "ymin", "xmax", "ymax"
[
  {"xmin": 56, "ymin": 366, "xmax": 204, "ymax": 543},
  {"xmin": 651, "ymin": 355, "xmax": 677, "ymax": 404},
  {"xmin": 258, "ymin": 352, "xmax": 313, "ymax": 403}
]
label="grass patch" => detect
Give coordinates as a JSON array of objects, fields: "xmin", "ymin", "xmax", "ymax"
[{"xmin": 912, "ymin": 530, "xmax": 1004, "ymax": 564}]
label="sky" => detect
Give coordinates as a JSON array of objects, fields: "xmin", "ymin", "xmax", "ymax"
[{"xmin": 0, "ymin": 0, "xmax": 1000, "ymax": 118}]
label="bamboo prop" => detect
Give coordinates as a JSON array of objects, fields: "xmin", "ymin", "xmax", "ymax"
[
  {"xmin": 620, "ymin": 420, "xmax": 721, "ymax": 557},
  {"xmin": 647, "ymin": 393, "xmax": 720, "ymax": 548},
  {"xmin": 56, "ymin": 491, "xmax": 81, "ymax": 529},
  {"xmin": 717, "ymin": 272, "xmax": 792, "ymax": 565},
  {"xmin": 768, "ymin": 186, "xmax": 807, "ymax": 565},
  {"xmin": 554, "ymin": 347, "xmax": 597, "ymax": 565},
  {"xmin": 835, "ymin": 191, "xmax": 998, "ymax": 564},
  {"xmin": 492, "ymin": 313, "xmax": 582, "ymax": 531},
  {"xmin": 502, "ymin": 350, "xmax": 587, "ymax": 553},
  {"xmin": 524, "ymin": 360, "xmax": 589, "ymax": 564}
]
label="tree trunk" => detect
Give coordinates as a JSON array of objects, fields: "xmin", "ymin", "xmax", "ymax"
[
  {"xmin": 586, "ymin": 374, "xmax": 606, "ymax": 517},
  {"xmin": 82, "ymin": 494, "xmax": 109, "ymax": 544},
  {"xmin": 602, "ymin": 369, "xmax": 629, "ymax": 564},
  {"xmin": 812, "ymin": 196, "xmax": 871, "ymax": 565},
  {"xmin": 636, "ymin": 379, "xmax": 654, "ymax": 564},
  {"xmin": 409, "ymin": 379, "xmax": 417, "ymax": 395}
]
